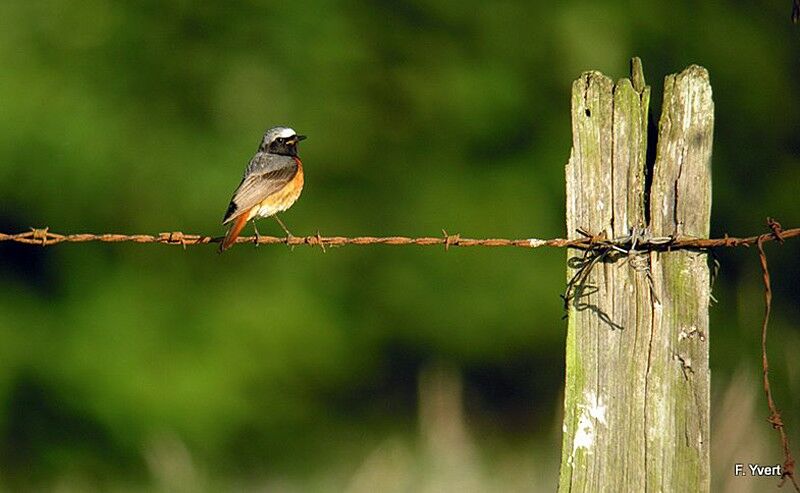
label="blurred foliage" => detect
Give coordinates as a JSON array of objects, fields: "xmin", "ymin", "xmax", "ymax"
[{"xmin": 0, "ymin": 0, "xmax": 798, "ymax": 490}]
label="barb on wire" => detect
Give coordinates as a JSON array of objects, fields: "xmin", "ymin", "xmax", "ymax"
[
  {"xmin": 2, "ymin": 226, "xmax": 799, "ymax": 250},
  {"xmin": 757, "ymin": 220, "xmax": 800, "ymax": 492}
]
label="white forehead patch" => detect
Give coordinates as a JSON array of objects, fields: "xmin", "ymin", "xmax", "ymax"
[{"xmin": 276, "ymin": 127, "xmax": 296, "ymax": 138}]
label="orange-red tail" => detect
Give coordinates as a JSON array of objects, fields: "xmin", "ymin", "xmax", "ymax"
[{"xmin": 219, "ymin": 213, "xmax": 249, "ymax": 252}]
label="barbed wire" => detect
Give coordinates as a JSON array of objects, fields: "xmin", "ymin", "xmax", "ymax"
[
  {"xmin": 1, "ymin": 225, "xmax": 799, "ymax": 250},
  {"xmin": 757, "ymin": 221, "xmax": 799, "ymax": 492}
]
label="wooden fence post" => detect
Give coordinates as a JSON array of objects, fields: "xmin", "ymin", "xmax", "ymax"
[{"xmin": 559, "ymin": 59, "xmax": 713, "ymax": 491}]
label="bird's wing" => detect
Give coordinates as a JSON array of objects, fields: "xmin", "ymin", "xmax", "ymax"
[{"xmin": 222, "ymin": 164, "xmax": 299, "ymax": 224}]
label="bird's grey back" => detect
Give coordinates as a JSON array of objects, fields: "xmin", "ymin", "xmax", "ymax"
[{"xmin": 244, "ymin": 151, "xmax": 296, "ymax": 177}]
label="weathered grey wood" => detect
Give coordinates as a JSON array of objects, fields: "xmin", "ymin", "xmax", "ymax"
[
  {"xmin": 646, "ymin": 65, "xmax": 713, "ymax": 490},
  {"xmin": 559, "ymin": 60, "xmax": 712, "ymax": 492}
]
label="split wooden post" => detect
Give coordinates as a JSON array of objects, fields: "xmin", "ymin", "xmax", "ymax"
[{"xmin": 559, "ymin": 58, "xmax": 714, "ymax": 492}]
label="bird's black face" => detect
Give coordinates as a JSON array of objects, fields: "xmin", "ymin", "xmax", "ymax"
[{"xmin": 268, "ymin": 134, "xmax": 306, "ymax": 156}]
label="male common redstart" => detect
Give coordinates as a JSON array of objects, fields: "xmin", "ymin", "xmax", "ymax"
[{"xmin": 219, "ymin": 126, "xmax": 306, "ymax": 252}]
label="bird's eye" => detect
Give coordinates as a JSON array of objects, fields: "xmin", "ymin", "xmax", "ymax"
[{"xmin": 276, "ymin": 137, "xmax": 285, "ymax": 144}]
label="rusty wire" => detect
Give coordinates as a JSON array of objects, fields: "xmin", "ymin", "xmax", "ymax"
[
  {"xmin": 1, "ymin": 226, "xmax": 799, "ymax": 250},
  {"xmin": 757, "ymin": 219, "xmax": 800, "ymax": 492}
]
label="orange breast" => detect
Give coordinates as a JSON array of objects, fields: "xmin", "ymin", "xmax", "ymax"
[{"xmin": 248, "ymin": 165, "xmax": 304, "ymax": 219}]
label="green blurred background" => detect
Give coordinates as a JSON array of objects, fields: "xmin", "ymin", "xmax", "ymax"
[{"xmin": 0, "ymin": 1, "xmax": 798, "ymax": 491}]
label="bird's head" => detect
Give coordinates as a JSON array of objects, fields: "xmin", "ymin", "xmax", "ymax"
[{"xmin": 260, "ymin": 126, "xmax": 307, "ymax": 156}]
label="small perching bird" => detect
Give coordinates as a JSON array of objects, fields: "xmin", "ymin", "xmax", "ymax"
[{"xmin": 219, "ymin": 126, "xmax": 306, "ymax": 252}]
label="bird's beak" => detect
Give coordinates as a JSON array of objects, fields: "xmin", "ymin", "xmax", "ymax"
[{"xmin": 296, "ymin": 134, "xmax": 307, "ymax": 141}]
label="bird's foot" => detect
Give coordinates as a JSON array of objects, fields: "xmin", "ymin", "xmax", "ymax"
[{"xmin": 252, "ymin": 222, "xmax": 261, "ymax": 247}]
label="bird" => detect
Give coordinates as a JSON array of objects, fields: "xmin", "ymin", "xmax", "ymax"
[{"xmin": 219, "ymin": 126, "xmax": 306, "ymax": 252}]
